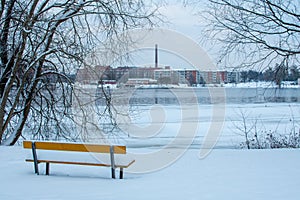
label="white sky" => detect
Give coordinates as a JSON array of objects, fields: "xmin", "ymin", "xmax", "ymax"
[
  {"xmin": 111, "ymin": 1, "xmax": 218, "ymax": 70},
  {"xmin": 158, "ymin": 1, "xmax": 202, "ymax": 39}
]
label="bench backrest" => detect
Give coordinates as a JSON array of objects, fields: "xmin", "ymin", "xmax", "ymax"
[{"xmin": 23, "ymin": 141, "xmax": 126, "ymax": 154}]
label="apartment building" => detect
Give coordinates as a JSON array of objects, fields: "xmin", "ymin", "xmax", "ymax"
[{"xmin": 76, "ymin": 65, "xmax": 240, "ymax": 85}]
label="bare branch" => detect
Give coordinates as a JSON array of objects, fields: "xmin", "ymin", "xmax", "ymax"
[{"xmin": 201, "ymin": 0, "xmax": 300, "ymax": 69}]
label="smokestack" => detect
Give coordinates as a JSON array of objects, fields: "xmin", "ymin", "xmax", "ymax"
[{"xmin": 155, "ymin": 44, "xmax": 158, "ymax": 68}]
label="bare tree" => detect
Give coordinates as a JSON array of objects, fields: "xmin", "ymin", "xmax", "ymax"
[
  {"xmin": 232, "ymin": 109, "xmax": 257, "ymax": 149},
  {"xmin": 202, "ymin": 0, "xmax": 300, "ymax": 70},
  {"xmin": 0, "ymin": 0, "xmax": 158, "ymax": 145}
]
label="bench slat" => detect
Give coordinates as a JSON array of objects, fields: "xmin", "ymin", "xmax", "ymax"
[
  {"xmin": 25, "ymin": 159, "xmax": 135, "ymax": 168},
  {"xmin": 23, "ymin": 141, "xmax": 126, "ymax": 154}
]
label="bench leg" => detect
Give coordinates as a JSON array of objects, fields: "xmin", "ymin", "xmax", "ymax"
[
  {"xmin": 31, "ymin": 142, "xmax": 39, "ymax": 175},
  {"xmin": 46, "ymin": 163, "xmax": 50, "ymax": 175},
  {"xmin": 110, "ymin": 146, "xmax": 116, "ymax": 179},
  {"xmin": 111, "ymin": 167, "xmax": 116, "ymax": 179},
  {"xmin": 120, "ymin": 168, "xmax": 123, "ymax": 179},
  {"xmin": 34, "ymin": 162, "xmax": 39, "ymax": 175}
]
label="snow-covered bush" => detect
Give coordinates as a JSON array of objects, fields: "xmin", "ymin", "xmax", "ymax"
[
  {"xmin": 240, "ymin": 129, "xmax": 300, "ymax": 149},
  {"xmin": 235, "ymin": 109, "xmax": 300, "ymax": 149}
]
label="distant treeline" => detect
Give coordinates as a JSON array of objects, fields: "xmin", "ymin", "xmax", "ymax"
[{"xmin": 239, "ymin": 65, "xmax": 299, "ymax": 84}]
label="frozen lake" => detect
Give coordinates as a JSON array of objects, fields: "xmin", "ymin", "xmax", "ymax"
[
  {"xmin": 95, "ymin": 87, "xmax": 300, "ymax": 105},
  {"xmin": 93, "ymin": 87, "xmax": 300, "ymax": 150},
  {"xmin": 128, "ymin": 87, "xmax": 300, "ymax": 104},
  {"xmin": 121, "ymin": 103, "xmax": 300, "ymax": 149}
]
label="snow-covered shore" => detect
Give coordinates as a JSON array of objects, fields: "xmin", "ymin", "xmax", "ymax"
[
  {"xmin": 1, "ymin": 94, "xmax": 300, "ymax": 199},
  {"xmin": 224, "ymin": 81, "xmax": 299, "ymax": 88},
  {"xmin": 75, "ymin": 81, "xmax": 300, "ymax": 90},
  {"xmin": 1, "ymin": 146, "xmax": 300, "ymax": 200}
]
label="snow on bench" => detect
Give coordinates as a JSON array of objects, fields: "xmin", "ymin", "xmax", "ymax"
[{"xmin": 23, "ymin": 141, "xmax": 135, "ymax": 179}]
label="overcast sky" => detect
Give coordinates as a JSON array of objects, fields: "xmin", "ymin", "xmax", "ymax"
[
  {"xmin": 111, "ymin": 1, "xmax": 218, "ymax": 70},
  {"xmin": 158, "ymin": 1, "xmax": 202, "ymax": 39}
]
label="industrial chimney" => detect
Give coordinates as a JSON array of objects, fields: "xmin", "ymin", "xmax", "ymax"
[{"xmin": 155, "ymin": 44, "xmax": 158, "ymax": 68}]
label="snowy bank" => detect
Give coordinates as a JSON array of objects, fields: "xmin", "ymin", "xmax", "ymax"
[{"xmin": 1, "ymin": 146, "xmax": 300, "ymax": 200}]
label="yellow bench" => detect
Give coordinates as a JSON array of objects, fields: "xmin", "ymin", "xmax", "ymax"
[{"xmin": 23, "ymin": 141, "xmax": 135, "ymax": 179}]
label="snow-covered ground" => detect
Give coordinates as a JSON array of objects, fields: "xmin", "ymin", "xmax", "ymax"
[
  {"xmin": 224, "ymin": 81, "xmax": 299, "ymax": 88},
  {"xmin": 1, "ymin": 146, "xmax": 300, "ymax": 200},
  {"xmin": 1, "ymin": 101, "xmax": 300, "ymax": 199},
  {"xmin": 76, "ymin": 81, "xmax": 299, "ymax": 90}
]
